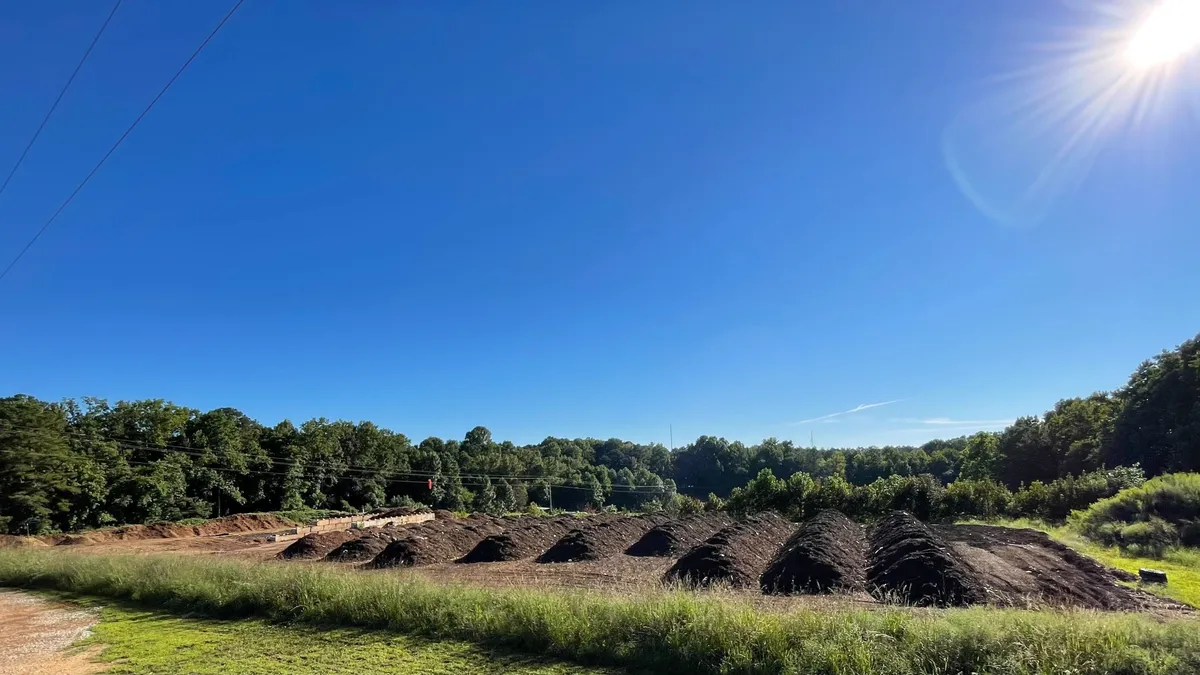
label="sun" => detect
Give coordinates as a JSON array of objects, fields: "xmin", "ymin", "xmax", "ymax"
[{"xmin": 1126, "ymin": 0, "xmax": 1200, "ymax": 67}]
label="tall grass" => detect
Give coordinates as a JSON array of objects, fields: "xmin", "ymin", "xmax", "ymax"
[{"xmin": 1, "ymin": 550, "xmax": 1197, "ymax": 674}]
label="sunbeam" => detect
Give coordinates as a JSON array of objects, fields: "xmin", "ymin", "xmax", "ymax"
[{"xmin": 944, "ymin": 0, "xmax": 1199, "ymax": 227}]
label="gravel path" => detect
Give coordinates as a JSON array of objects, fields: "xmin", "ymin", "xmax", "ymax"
[{"xmin": 0, "ymin": 589, "xmax": 104, "ymax": 674}]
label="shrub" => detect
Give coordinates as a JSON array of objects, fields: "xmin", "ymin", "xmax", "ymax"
[
  {"xmin": 1012, "ymin": 466, "xmax": 1146, "ymax": 522},
  {"xmin": 704, "ymin": 493, "xmax": 725, "ymax": 512},
  {"xmin": 1074, "ymin": 473, "xmax": 1200, "ymax": 553},
  {"xmin": 1117, "ymin": 518, "xmax": 1179, "ymax": 557},
  {"xmin": 941, "ymin": 479, "xmax": 1012, "ymax": 520}
]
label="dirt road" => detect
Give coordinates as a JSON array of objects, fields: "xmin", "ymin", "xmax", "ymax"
[{"xmin": 0, "ymin": 590, "xmax": 104, "ymax": 674}]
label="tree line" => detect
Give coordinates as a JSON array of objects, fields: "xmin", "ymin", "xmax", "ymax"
[{"xmin": 1, "ymin": 332, "xmax": 1197, "ymax": 534}]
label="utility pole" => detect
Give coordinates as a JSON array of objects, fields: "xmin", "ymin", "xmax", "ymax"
[{"xmin": 670, "ymin": 424, "xmax": 674, "ymax": 452}]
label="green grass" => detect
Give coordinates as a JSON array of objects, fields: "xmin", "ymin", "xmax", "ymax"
[
  {"xmin": 964, "ymin": 518, "xmax": 1200, "ymax": 607},
  {"xmin": 2, "ymin": 550, "xmax": 1199, "ymax": 675},
  {"xmin": 75, "ymin": 600, "xmax": 616, "ymax": 674}
]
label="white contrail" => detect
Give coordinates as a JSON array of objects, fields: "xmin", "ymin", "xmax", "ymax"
[{"xmin": 789, "ymin": 399, "xmax": 905, "ymax": 426}]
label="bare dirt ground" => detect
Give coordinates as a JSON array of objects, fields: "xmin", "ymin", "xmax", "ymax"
[{"xmin": 0, "ymin": 590, "xmax": 104, "ymax": 675}]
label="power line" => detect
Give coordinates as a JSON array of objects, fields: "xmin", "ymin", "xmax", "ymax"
[
  {"xmin": 0, "ymin": 0, "xmax": 246, "ymax": 284},
  {"xmin": 0, "ymin": 0, "xmax": 123, "ymax": 202}
]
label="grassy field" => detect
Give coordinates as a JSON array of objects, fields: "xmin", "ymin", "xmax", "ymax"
[
  {"xmin": 74, "ymin": 599, "xmax": 617, "ymax": 675},
  {"xmin": 966, "ymin": 518, "xmax": 1200, "ymax": 607},
  {"xmin": 2, "ymin": 549, "xmax": 1198, "ymax": 675}
]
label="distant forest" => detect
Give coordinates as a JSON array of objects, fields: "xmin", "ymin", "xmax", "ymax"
[{"xmin": 2, "ymin": 332, "xmax": 1197, "ymax": 535}]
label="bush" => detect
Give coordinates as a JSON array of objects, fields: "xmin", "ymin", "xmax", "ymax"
[
  {"xmin": 704, "ymin": 493, "xmax": 725, "ymax": 512},
  {"xmin": 1012, "ymin": 466, "xmax": 1146, "ymax": 522},
  {"xmin": 1074, "ymin": 473, "xmax": 1200, "ymax": 553},
  {"xmin": 1117, "ymin": 518, "xmax": 1179, "ymax": 557},
  {"xmin": 941, "ymin": 479, "xmax": 1012, "ymax": 520}
]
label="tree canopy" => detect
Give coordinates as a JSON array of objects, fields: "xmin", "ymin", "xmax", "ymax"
[{"xmin": 2, "ymin": 332, "xmax": 1198, "ymax": 534}]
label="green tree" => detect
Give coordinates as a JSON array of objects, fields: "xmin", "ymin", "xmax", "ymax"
[
  {"xmin": 959, "ymin": 432, "xmax": 1001, "ymax": 481},
  {"xmin": 1108, "ymin": 335, "xmax": 1200, "ymax": 475},
  {"xmin": 0, "ymin": 396, "xmax": 77, "ymax": 534}
]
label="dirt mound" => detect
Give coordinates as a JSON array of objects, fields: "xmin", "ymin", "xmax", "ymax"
[
  {"xmin": 538, "ymin": 515, "xmax": 669, "ymax": 563},
  {"xmin": 663, "ymin": 512, "xmax": 794, "ymax": 589},
  {"xmin": 761, "ymin": 510, "xmax": 867, "ymax": 595},
  {"xmin": 867, "ymin": 511, "xmax": 984, "ymax": 607},
  {"xmin": 625, "ymin": 513, "xmax": 733, "ymax": 557},
  {"xmin": 324, "ymin": 529, "xmax": 413, "ymax": 562},
  {"xmin": 0, "ymin": 535, "xmax": 48, "ymax": 549},
  {"xmin": 277, "ymin": 530, "xmax": 362, "ymax": 560},
  {"xmin": 34, "ymin": 513, "xmax": 295, "ymax": 546},
  {"xmin": 932, "ymin": 524, "xmax": 1184, "ymax": 611},
  {"xmin": 459, "ymin": 515, "xmax": 586, "ymax": 563},
  {"xmin": 370, "ymin": 515, "xmax": 509, "ymax": 568}
]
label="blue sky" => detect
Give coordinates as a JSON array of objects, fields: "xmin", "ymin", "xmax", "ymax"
[{"xmin": 1, "ymin": 1, "xmax": 1198, "ymax": 448}]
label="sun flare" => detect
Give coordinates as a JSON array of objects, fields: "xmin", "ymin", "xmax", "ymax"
[{"xmin": 1126, "ymin": 0, "xmax": 1200, "ymax": 67}]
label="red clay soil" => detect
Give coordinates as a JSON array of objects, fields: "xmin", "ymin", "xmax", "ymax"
[
  {"xmin": 761, "ymin": 510, "xmax": 867, "ymax": 595},
  {"xmin": 663, "ymin": 512, "xmax": 795, "ymax": 589},
  {"xmin": 370, "ymin": 515, "xmax": 510, "ymax": 568},
  {"xmin": 458, "ymin": 515, "xmax": 588, "ymax": 563},
  {"xmin": 0, "ymin": 535, "xmax": 49, "ymax": 549},
  {"xmin": 867, "ymin": 511, "xmax": 984, "ymax": 607},
  {"xmin": 625, "ymin": 513, "xmax": 733, "ymax": 557},
  {"xmin": 537, "ymin": 515, "xmax": 669, "ymax": 563},
  {"xmin": 36, "ymin": 514, "xmax": 294, "ymax": 546},
  {"xmin": 277, "ymin": 530, "xmax": 363, "ymax": 560},
  {"xmin": 932, "ymin": 524, "xmax": 1186, "ymax": 611}
]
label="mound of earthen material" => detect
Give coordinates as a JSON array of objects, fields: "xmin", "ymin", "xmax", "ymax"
[
  {"xmin": 537, "ymin": 515, "xmax": 668, "ymax": 563},
  {"xmin": 761, "ymin": 510, "xmax": 867, "ymax": 594},
  {"xmin": 277, "ymin": 530, "xmax": 361, "ymax": 560},
  {"xmin": 324, "ymin": 530, "xmax": 408, "ymax": 562},
  {"xmin": 459, "ymin": 515, "xmax": 584, "ymax": 563},
  {"xmin": 867, "ymin": 511, "xmax": 983, "ymax": 606},
  {"xmin": 0, "ymin": 535, "xmax": 48, "ymax": 549},
  {"xmin": 371, "ymin": 515, "xmax": 508, "ymax": 568},
  {"xmin": 932, "ymin": 524, "xmax": 1183, "ymax": 611},
  {"xmin": 35, "ymin": 513, "xmax": 295, "ymax": 546},
  {"xmin": 625, "ymin": 513, "xmax": 733, "ymax": 557},
  {"xmin": 663, "ymin": 513, "xmax": 794, "ymax": 589}
]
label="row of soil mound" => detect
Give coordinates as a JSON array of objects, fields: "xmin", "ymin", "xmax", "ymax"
[
  {"xmin": 324, "ymin": 526, "xmax": 414, "ymax": 562},
  {"xmin": 761, "ymin": 509, "xmax": 867, "ymax": 594},
  {"xmin": 459, "ymin": 515, "xmax": 587, "ymax": 563},
  {"xmin": 625, "ymin": 513, "xmax": 732, "ymax": 557},
  {"xmin": 867, "ymin": 511, "xmax": 984, "ymax": 606},
  {"xmin": 278, "ymin": 530, "xmax": 362, "ymax": 560},
  {"xmin": 663, "ymin": 512, "xmax": 794, "ymax": 589},
  {"xmin": 537, "ymin": 515, "xmax": 669, "ymax": 563},
  {"xmin": 36, "ymin": 513, "xmax": 294, "ymax": 546},
  {"xmin": 370, "ymin": 515, "xmax": 510, "ymax": 568}
]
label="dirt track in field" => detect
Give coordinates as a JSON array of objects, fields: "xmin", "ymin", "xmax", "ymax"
[{"xmin": 0, "ymin": 590, "xmax": 104, "ymax": 675}]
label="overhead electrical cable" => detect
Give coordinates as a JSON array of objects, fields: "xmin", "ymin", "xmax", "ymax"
[
  {"xmin": 0, "ymin": 0, "xmax": 123, "ymax": 202},
  {"xmin": 0, "ymin": 0, "xmax": 246, "ymax": 283}
]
